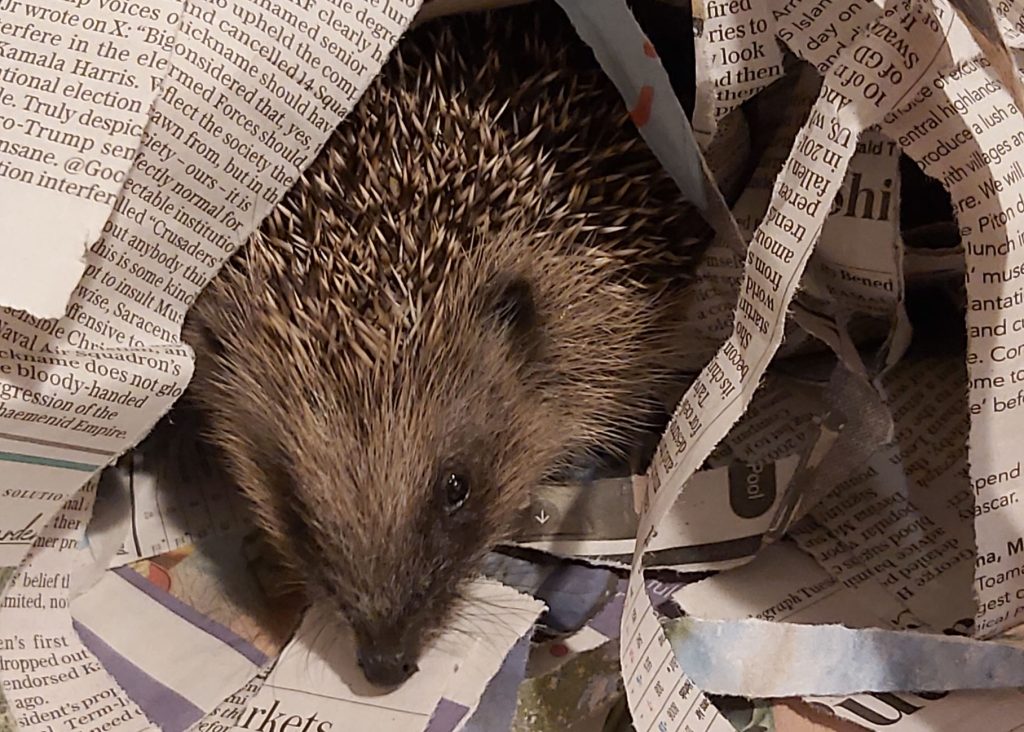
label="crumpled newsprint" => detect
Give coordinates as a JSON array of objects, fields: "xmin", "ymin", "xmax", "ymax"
[{"xmin": 5, "ymin": 0, "xmax": 1024, "ymax": 730}]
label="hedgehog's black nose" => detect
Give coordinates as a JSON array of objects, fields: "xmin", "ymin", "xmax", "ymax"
[{"xmin": 356, "ymin": 644, "xmax": 418, "ymax": 688}]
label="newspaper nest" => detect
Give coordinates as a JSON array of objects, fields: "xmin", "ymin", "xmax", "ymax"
[{"xmin": 3, "ymin": 0, "xmax": 1024, "ymax": 730}]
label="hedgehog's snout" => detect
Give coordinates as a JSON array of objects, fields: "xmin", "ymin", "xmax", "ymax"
[{"xmin": 355, "ymin": 633, "xmax": 419, "ymax": 688}]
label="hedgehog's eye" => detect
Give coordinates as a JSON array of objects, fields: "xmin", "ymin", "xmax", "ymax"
[{"xmin": 443, "ymin": 473, "xmax": 470, "ymax": 513}]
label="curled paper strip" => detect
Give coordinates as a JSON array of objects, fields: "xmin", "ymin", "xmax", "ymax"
[{"xmin": 668, "ymin": 616, "xmax": 1024, "ymax": 697}]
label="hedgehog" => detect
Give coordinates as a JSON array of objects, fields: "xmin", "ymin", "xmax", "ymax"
[{"xmin": 181, "ymin": 0, "xmax": 720, "ymax": 688}]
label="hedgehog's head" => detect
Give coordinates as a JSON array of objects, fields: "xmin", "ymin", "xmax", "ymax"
[
  {"xmin": 284, "ymin": 267, "xmax": 563, "ymax": 687},
  {"xmin": 189, "ymin": 249, "xmax": 597, "ymax": 688}
]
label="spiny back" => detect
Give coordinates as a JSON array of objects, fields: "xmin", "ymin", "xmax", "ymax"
[{"xmin": 206, "ymin": 1, "xmax": 704, "ymax": 383}]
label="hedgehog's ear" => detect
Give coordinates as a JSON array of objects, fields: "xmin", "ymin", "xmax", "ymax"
[
  {"xmin": 487, "ymin": 274, "xmax": 539, "ymax": 346},
  {"xmin": 184, "ymin": 308, "xmax": 226, "ymax": 360},
  {"xmin": 196, "ymin": 324, "xmax": 226, "ymax": 358}
]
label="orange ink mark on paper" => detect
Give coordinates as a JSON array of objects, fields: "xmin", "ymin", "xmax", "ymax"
[
  {"xmin": 630, "ymin": 85, "xmax": 654, "ymax": 127},
  {"xmin": 147, "ymin": 563, "xmax": 172, "ymax": 593},
  {"xmin": 643, "ymin": 40, "xmax": 658, "ymax": 58}
]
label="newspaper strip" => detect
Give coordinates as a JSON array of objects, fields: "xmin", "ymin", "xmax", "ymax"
[
  {"xmin": 70, "ymin": 568, "xmax": 268, "ymax": 731},
  {"xmin": 0, "ymin": 343, "xmax": 192, "ymax": 568},
  {"xmin": 620, "ymin": 0, "xmax": 959, "ymax": 717},
  {"xmin": 0, "ymin": 0, "xmax": 180, "ymax": 317},
  {"xmin": 763, "ymin": 0, "xmax": 915, "ymax": 370},
  {"xmin": 514, "ymin": 578, "xmax": 725, "ymax": 732},
  {"xmin": 690, "ymin": 0, "xmax": 785, "ymax": 146},
  {"xmin": 671, "ymin": 65, "xmax": 822, "ymax": 375},
  {"xmin": 590, "ymin": 580, "xmax": 737, "ymax": 732},
  {"xmin": 96, "ymin": 427, "xmax": 251, "ymax": 568},
  {"xmin": 0, "ymin": 481, "xmax": 157, "ymax": 732},
  {"xmin": 875, "ymin": 15, "xmax": 1024, "ymax": 638},
  {"xmin": 516, "ymin": 458, "xmax": 798, "ymax": 573},
  {"xmin": 769, "ymin": 0, "xmax": 881, "ymax": 75},
  {"xmin": 800, "ymin": 128, "xmax": 907, "ymax": 351},
  {"xmin": 948, "ymin": 0, "xmax": 1024, "ymax": 110},
  {"xmin": 202, "ymin": 581, "xmax": 541, "ymax": 732},
  {"xmin": 681, "ymin": 58, "xmax": 906, "ymax": 384},
  {"xmin": 788, "ymin": 352, "xmax": 975, "ymax": 633},
  {"xmin": 993, "ymin": 1, "xmax": 1024, "ymax": 48}
]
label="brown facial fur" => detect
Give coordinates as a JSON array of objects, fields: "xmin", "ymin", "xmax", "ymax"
[{"xmin": 181, "ymin": 1, "xmax": 709, "ymax": 681}]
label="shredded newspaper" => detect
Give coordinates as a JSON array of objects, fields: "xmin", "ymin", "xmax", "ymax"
[{"xmin": 3, "ymin": 0, "xmax": 1024, "ymax": 730}]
